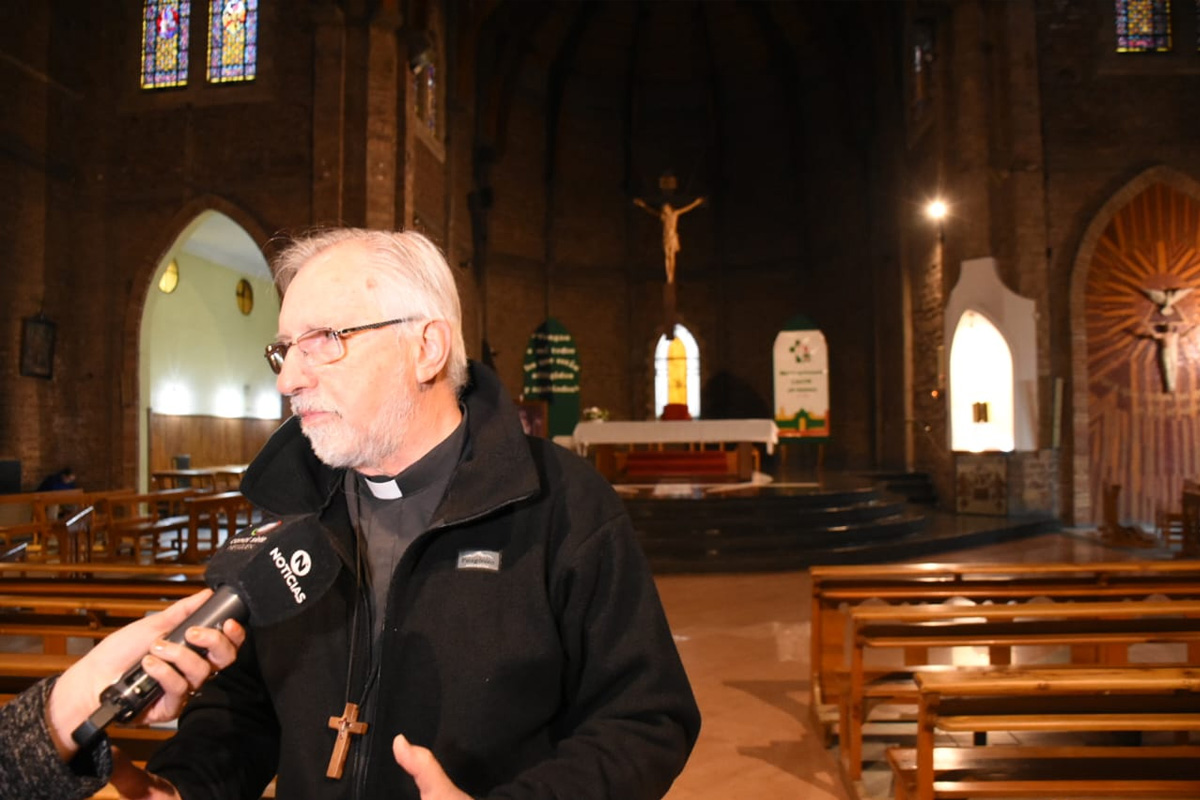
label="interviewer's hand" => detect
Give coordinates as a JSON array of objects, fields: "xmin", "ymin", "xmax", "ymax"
[
  {"xmin": 45, "ymin": 588, "xmax": 245, "ymax": 761},
  {"xmin": 393, "ymin": 735, "xmax": 470, "ymax": 800}
]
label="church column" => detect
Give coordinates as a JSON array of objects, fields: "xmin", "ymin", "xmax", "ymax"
[
  {"xmin": 365, "ymin": 4, "xmax": 401, "ymax": 230},
  {"xmin": 948, "ymin": 0, "xmax": 992, "ymax": 262},
  {"xmin": 311, "ymin": 4, "xmax": 347, "ymax": 225}
]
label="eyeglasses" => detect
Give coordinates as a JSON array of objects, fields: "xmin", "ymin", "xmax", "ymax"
[{"xmin": 264, "ymin": 317, "xmax": 420, "ymax": 374}]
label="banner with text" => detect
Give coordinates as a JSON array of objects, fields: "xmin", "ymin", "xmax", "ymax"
[
  {"xmin": 773, "ymin": 317, "xmax": 829, "ymax": 439},
  {"xmin": 522, "ymin": 318, "xmax": 581, "ymax": 438}
]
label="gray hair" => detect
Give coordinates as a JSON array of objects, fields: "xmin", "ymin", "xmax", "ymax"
[{"xmin": 273, "ymin": 228, "xmax": 468, "ymax": 393}]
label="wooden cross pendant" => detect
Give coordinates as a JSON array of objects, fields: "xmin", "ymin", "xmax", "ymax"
[{"xmin": 326, "ymin": 702, "xmax": 369, "ymax": 780}]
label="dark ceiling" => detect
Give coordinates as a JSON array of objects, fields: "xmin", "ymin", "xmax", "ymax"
[{"xmin": 474, "ymin": 1, "xmax": 903, "ymax": 204}]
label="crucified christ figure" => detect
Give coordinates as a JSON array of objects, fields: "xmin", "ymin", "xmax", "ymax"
[
  {"xmin": 1141, "ymin": 320, "xmax": 1196, "ymax": 393},
  {"xmin": 634, "ymin": 196, "xmax": 705, "ymax": 284}
]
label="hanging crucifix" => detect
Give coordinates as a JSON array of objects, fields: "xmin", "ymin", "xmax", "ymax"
[
  {"xmin": 634, "ymin": 180, "xmax": 705, "ymax": 338},
  {"xmin": 326, "ymin": 702, "xmax": 369, "ymax": 779}
]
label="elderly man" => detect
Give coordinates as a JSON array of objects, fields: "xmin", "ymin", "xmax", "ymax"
[{"xmin": 140, "ymin": 229, "xmax": 700, "ymax": 799}]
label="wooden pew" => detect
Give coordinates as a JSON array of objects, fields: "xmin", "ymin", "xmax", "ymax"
[
  {"xmin": 0, "ymin": 489, "xmax": 87, "ymax": 557},
  {"xmin": 151, "ymin": 469, "xmax": 218, "ymax": 494},
  {"xmin": 94, "ymin": 489, "xmax": 196, "ymax": 562},
  {"xmin": 841, "ymin": 598, "xmax": 1200, "ymax": 780},
  {"xmin": 0, "ymin": 561, "xmax": 205, "ymax": 579},
  {"xmin": 889, "ymin": 666, "xmax": 1200, "ymax": 800},
  {"xmin": 809, "ymin": 560, "xmax": 1200, "ymax": 736},
  {"xmin": 1182, "ymin": 486, "xmax": 1200, "ymax": 558},
  {"xmin": 181, "ymin": 491, "xmax": 256, "ymax": 563},
  {"xmin": 0, "ymin": 560, "xmax": 204, "ymax": 649}
]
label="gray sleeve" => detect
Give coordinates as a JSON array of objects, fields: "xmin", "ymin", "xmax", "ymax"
[{"xmin": 0, "ymin": 677, "xmax": 113, "ymax": 800}]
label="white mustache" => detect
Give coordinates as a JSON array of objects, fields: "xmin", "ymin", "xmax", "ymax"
[{"xmin": 291, "ymin": 401, "xmax": 338, "ymax": 416}]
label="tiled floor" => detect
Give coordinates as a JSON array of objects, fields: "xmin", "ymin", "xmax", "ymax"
[{"xmin": 655, "ymin": 525, "xmax": 1175, "ymax": 800}]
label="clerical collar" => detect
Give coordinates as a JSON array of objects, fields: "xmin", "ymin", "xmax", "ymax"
[
  {"xmin": 362, "ymin": 476, "xmax": 402, "ymax": 500},
  {"xmin": 356, "ymin": 408, "xmax": 468, "ymax": 502}
]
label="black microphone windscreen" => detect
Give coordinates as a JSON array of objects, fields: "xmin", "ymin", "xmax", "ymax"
[{"xmin": 205, "ymin": 517, "xmax": 342, "ymax": 627}]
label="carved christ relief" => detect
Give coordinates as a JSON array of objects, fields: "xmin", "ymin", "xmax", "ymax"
[{"xmin": 1138, "ymin": 285, "xmax": 1197, "ymax": 393}]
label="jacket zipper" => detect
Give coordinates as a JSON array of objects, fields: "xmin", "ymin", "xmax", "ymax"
[{"xmin": 341, "ymin": 472, "xmax": 535, "ymax": 797}]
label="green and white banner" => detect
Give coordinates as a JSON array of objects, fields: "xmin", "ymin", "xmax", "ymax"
[{"xmin": 773, "ymin": 316, "xmax": 829, "ymax": 439}]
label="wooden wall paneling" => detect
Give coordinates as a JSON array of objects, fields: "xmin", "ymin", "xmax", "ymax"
[{"xmin": 149, "ymin": 413, "xmax": 281, "ymax": 473}]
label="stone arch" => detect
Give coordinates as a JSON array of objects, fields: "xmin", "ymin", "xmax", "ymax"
[
  {"xmin": 116, "ymin": 197, "xmax": 275, "ymax": 489},
  {"xmin": 1068, "ymin": 165, "xmax": 1200, "ymax": 526}
]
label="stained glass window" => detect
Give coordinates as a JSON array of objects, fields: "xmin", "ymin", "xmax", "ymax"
[
  {"xmin": 141, "ymin": 1, "xmax": 191, "ymax": 88},
  {"xmin": 207, "ymin": 0, "xmax": 258, "ymax": 83},
  {"xmin": 654, "ymin": 326, "xmax": 701, "ymax": 420},
  {"xmin": 1115, "ymin": 0, "xmax": 1172, "ymax": 52},
  {"xmin": 414, "ymin": 61, "xmax": 438, "ymax": 135}
]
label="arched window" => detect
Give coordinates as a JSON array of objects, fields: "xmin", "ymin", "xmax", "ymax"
[
  {"xmin": 411, "ymin": 5, "xmax": 442, "ymax": 138},
  {"xmin": 654, "ymin": 325, "xmax": 700, "ymax": 419},
  {"xmin": 141, "ymin": 1, "xmax": 191, "ymax": 88},
  {"xmin": 207, "ymin": 0, "xmax": 258, "ymax": 83},
  {"xmin": 950, "ymin": 310, "xmax": 1015, "ymax": 452}
]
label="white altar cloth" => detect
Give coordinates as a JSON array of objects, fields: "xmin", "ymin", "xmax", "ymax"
[{"xmin": 570, "ymin": 419, "xmax": 780, "ymax": 455}]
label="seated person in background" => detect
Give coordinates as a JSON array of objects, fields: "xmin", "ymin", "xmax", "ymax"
[
  {"xmin": 135, "ymin": 228, "xmax": 701, "ymax": 799},
  {"xmin": 36, "ymin": 467, "xmax": 80, "ymax": 519},
  {"xmin": 0, "ymin": 590, "xmax": 245, "ymax": 800},
  {"xmin": 36, "ymin": 467, "xmax": 77, "ymax": 493}
]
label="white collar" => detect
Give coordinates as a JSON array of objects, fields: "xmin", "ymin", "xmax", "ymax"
[{"xmin": 364, "ymin": 478, "xmax": 403, "ymax": 500}]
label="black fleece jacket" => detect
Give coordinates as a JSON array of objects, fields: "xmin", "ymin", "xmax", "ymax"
[{"xmin": 148, "ymin": 362, "xmax": 700, "ymax": 799}]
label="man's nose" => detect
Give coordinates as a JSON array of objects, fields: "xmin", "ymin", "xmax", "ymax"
[{"xmin": 275, "ymin": 347, "xmax": 313, "ymax": 396}]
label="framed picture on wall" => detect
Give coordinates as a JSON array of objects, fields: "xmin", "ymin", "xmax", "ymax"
[
  {"xmin": 517, "ymin": 399, "xmax": 549, "ymax": 438},
  {"xmin": 19, "ymin": 315, "xmax": 56, "ymax": 379}
]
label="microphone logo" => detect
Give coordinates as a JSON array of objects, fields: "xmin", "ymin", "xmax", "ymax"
[
  {"xmin": 270, "ymin": 545, "xmax": 310, "ymax": 604},
  {"xmin": 290, "ymin": 549, "xmax": 312, "ymax": 577}
]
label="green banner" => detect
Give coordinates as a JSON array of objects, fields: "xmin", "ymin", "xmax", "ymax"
[{"xmin": 522, "ymin": 319, "xmax": 581, "ymax": 438}]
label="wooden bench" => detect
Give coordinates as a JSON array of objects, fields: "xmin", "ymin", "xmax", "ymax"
[
  {"xmin": 841, "ymin": 598, "xmax": 1200, "ymax": 780},
  {"xmin": 151, "ymin": 469, "xmax": 219, "ymax": 493},
  {"xmin": 888, "ymin": 745, "xmax": 1200, "ymax": 799},
  {"xmin": 0, "ymin": 561, "xmax": 205, "ymax": 579},
  {"xmin": 809, "ymin": 560, "xmax": 1200, "ymax": 735},
  {"xmin": 0, "ymin": 489, "xmax": 87, "ymax": 557},
  {"xmin": 88, "ymin": 769, "xmax": 278, "ymax": 799},
  {"xmin": 181, "ymin": 491, "xmax": 257, "ymax": 562},
  {"xmin": 889, "ymin": 666, "xmax": 1200, "ymax": 800},
  {"xmin": 94, "ymin": 489, "xmax": 196, "ymax": 562}
]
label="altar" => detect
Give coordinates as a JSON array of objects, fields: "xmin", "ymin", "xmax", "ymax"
[{"xmin": 570, "ymin": 419, "xmax": 779, "ymax": 483}]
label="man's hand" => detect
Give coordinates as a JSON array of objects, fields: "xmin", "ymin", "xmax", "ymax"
[
  {"xmin": 392, "ymin": 735, "xmax": 470, "ymax": 800},
  {"xmin": 45, "ymin": 588, "xmax": 246, "ymax": 760}
]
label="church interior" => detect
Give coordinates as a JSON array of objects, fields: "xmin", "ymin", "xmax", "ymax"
[{"xmin": 6, "ymin": 1, "xmax": 1200, "ymax": 798}]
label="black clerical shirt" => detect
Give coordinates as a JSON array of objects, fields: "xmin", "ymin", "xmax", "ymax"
[{"xmin": 346, "ymin": 410, "xmax": 468, "ymax": 641}]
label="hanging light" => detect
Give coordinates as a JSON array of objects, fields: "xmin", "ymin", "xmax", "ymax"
[{"xmin": 158, "ymin": 259, "xmax": 180, "ymax": 294}]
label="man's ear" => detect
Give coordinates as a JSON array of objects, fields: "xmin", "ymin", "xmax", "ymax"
[{"xmin": 413, "ymin": 319, "xmax": 452, "ymax": 384}]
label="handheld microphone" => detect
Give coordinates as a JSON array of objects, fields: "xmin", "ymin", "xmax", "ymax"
[{"xmin": 71, "ymin": 516, "xmax": 341, "ymax": 750}]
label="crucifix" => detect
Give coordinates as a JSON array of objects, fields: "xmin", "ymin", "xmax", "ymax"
[
  {"xmin": 1143, "ymin": 320, "xmax": 1196, "ymax": 393},
  {"xmin": 634, "ymin": 176, "xmax": 705, "ymax": 337},
  {"xmin": 326, "ymin": 702, "xmax": 369, "ymax": 780}
]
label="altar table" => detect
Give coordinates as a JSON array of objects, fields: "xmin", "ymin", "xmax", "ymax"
[{"xmin": 570, "ymin": 419, "xmax": 779, "ymax": 455}]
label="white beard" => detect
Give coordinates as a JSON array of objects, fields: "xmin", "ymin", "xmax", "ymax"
[{"xmin": 301, "ymin": 387, "xmax": 418, "ymax": 472}]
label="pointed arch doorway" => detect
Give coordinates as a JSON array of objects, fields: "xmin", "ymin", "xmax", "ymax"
[{"xmin": 139, "ymin": 210, "xmax": 282, "ymax": 490}]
